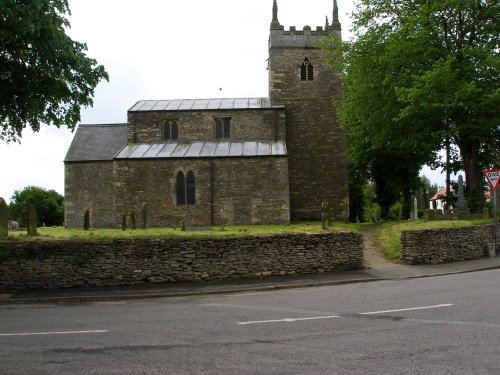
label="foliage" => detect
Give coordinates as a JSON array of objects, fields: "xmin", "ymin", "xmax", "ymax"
[
  {"xmin": 9, "ymin": 186, "xmax": 64, "ymax": 227},
  {"xmin": 0, "ymin": 0, "xmax": 108, "ymax": 142},
  {"xmin": 323, "ymin": 0, "xmax": 499, "ymax": 215}
]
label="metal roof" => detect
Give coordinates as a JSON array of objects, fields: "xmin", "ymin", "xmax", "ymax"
[
  {"xmin": 128, "ymin": 98, "xmax": 284, "ymax": 112},
  {"xmin": 64, "ymin": 124, "xmax": 128, "ymax": 162},
  {"xmin": 114, "ymin": 141, "xmax": 287, "ymax": 159}
]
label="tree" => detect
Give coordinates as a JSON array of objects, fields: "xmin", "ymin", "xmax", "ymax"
[
  {"xmin": 323, "ymin": 0, "xmax": 499, "ymax": 214},
  {"xmin": 0, "ymin": 0, "xmax": 108, "ymax": 142},
  {"xmin": 9, "ymin": 186, "xmax": 64, "ymax": 227}
]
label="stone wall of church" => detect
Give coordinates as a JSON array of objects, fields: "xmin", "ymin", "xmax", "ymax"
[
  {"xmin": 269, "ymin": 30, "xmax": 348, "ymax": 221},
  {"xmin": 113, "ymin": 156, "xmax": 290, "ymax": 228},
  {"xmin": 127, "ymin": 109, "xmax": 286, "ymax": 143},
  {"xmin": 64, "ymin": 161, "xmax": 115, "ymax": 228}
]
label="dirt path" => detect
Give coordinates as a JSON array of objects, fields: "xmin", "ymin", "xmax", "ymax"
[{"xmin": 361, "ymin": 224, "xmax": 400, "ymax": 270}]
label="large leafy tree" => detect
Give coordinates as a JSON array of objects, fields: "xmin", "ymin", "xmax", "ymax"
[
  {"xmin": 9, "ymin": 186, "xmax": 64, "ymax": 227},
  {"xmin": 325, "ymin": 0, "xmax": 499, "ymax": 215},
  {"xmin": 0, "ymin": 0, "xmax": 108, "ymax": 142}
]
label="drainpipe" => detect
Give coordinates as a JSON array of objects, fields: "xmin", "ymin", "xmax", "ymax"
[{"xmin": 210, "ymin": 158, "xmax": 214, "ymax": 226}]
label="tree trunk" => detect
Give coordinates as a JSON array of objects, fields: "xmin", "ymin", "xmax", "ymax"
[{"xmin": 457, "ymin": 137, "xmax": 484, "ymax": 212}]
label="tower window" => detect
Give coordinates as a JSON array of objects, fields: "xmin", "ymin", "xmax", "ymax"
[
  {"xmin": 163, "ymin": 120, "xmax": 179, "ymax": 141},
  {"xmin": 301, "ymin": 58, "xmax": 314, "ymax": 81},
  {"xmin": 214, "ymin": 117, "xmax": 231, "ymax": 139},
  {"xmin": 176, "ymin": 170, "xmax": 196, "ymax": 206}
]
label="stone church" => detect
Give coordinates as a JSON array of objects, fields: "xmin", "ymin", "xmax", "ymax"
[{"xmin": 64, "ymin": 1, "xmax": 348, "ymax": 228}]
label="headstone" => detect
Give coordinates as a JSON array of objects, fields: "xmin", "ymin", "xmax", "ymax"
[
  {"xmin": 321, "ymin": 200, "xmax": 328, "ymax": 229},
  {"xmin": 414, "ymin": 197, "xmax": 418, "ymax": 220},
  {"xmin": 482, "ymin": 207, "xmax": 490, "ymax": 219},
  {"xmin": 424, "ymin": 210, "xmax": 430, "ymax": 221},
  {"xmin": 121, "ymin": 213, "xmax": 127, "ymax": 231},
  {"xmin": 141, "ymin": 202, "xmax": 147, "ymax": 230},
  {"xmin": 8, "ymin": 220, "xmax": 19, "ymax": 231},
  {"xmin": 455, "ymin": 175, "xmax": 469, "ymax": 213},
  {"xmin": 130, "ymin": 211, "xmax": 136, "ymax": 230},
  {"xmin": 326, "ymin": 200, "xmax": 332, "ymax": 226},
  {"xmin": 27, "ymin": 204, "xmax": 38, "ymax": 236},
  {"xmin": 83, "ymin": 209, "xmax": 90, "ymax": 231},
  {"xmin": 0, "ymin": 198, "xmax": 8, "ymax": 239}
]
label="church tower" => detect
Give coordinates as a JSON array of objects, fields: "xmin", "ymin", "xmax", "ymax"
[{"xmin": 268, "ymin": 0, "xmax": 348, "ymax": 220}]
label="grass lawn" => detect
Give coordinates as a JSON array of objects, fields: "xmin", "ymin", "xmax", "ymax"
[
  {"xmin": 376, "ymin": 219, "xmax": 494, "ymax": 262},
  {"xmin": 6, "ymin": 221, "xmax": 365, "ymax": 241}
]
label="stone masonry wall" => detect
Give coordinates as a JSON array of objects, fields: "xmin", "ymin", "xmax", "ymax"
[
  {"xmin": 400, "ymin": 225, "xmax": 499, "ymax": 264},
  {"xmin": 269, "ymin": 30, "xmax": 348, "ymax": 221},
  {"xmin": 128, "ymin": 108, "xmax": 287, "ymax": 143},
  {"xmin": 65, "ymin": 162, "xmax": 115, "ymax": 228},
  {"xmin": 113, "ymin": 156, "xmax": 290, "ymax": 228},
  {"xmin": 0, "ymin": 232, "xmax": 363, "ymax": 291}
]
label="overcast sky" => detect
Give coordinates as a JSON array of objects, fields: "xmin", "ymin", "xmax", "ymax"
[{"xmin": 0, "ymin": 0, "xmax": 445, "ymax": 203}]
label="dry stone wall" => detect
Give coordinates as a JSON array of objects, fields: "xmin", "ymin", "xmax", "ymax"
[
  {"xmin": 400, "ymin": 225, "xmax": 499, "ymax": 264},
  {"xmin": 0, "ymin": 232, "xmax": 362, "ymax": 291}
]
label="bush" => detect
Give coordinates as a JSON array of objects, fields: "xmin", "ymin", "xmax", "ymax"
[{"xmin": 9, "ymin": 186, "xmax": 64, "ymax": 227}]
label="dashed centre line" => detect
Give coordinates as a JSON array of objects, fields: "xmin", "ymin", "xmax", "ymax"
[
  {"xmin": 0, "ymin": 330, "xmax": 109, "ymax": 337},
  {"xmin": 238, "ymin": 315, "xmax": 340, "ymax": 325},
  {"xmin": 237, "ymin": 304, "xmax": 454, "ymax": 325},
  {"xmin": 359, "ymin": 304, "xmax": 454, "ymax": 315}
]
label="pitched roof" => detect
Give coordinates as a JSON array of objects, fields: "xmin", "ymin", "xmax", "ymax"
[
  {"xmin": 128, "ymin": 98, "xmax": 284, "ymax": 112},
  {"xmin": 114, "ymin": 141, "xmax": 287, "ymax": 159},
  {"xmin": 64, "ymin": 124, "xmax": 128, "ymax": 162},
  {"xmin": 429, "ymin": 187, "xmax": 454, "ymax": 201}
]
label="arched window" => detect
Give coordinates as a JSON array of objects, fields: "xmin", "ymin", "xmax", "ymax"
[
  {"xmin": 300, "ymin": 57, "xmax": 314, "ymax": 81},
  {"xmin": 176, "ymin": 171, "xmax": 186, "ymax": 205},
  {"xmin": 176, "ymin": 170, "xmax": 196, "ymax": 206},
  {"xmin": 163, "ymin": 120, "xmax": 179, "ymax": 141},
  {"xmin": 186, "ymin": 171, "xmax": 196, "ymax": 205}
]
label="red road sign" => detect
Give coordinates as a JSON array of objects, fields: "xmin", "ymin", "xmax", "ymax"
[{"xmin": 484, "ymin": 169, "xmax": 500, "ymax": 190}]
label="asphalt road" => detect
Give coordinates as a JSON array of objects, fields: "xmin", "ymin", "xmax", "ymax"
[{"xmin": 1, "ymin": 269, "xmax": 499, "ymax": 374}]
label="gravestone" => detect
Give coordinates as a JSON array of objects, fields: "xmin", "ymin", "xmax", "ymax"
[
  {"xmin": 83, "ymin": 209, "xmax": 90, "ymax": 230},
  {"xmin": 413, "ymin": 197, "xmax": 418, "ymax": 220},
  {"xmin": 130, "ymin": 211, "xmax": 136, "ymax": 230},
  {"xmin": 455, "ymin": 175, "xmax": 469, "ymax": 213},
  {"xmin": 8, "ymin": 220, "xmax": 19, "ymax": 230},
  {"xmin": 321, "ymin": 200, "xmax": 328, "ymax": 229},
  {"xmin": 27, "ymin": 204, "xmax": 38, "ymax": 236},
  {"xmin": 141, "ymin": 202, "xmax": 147, "ymax": 230},
  {"xmin": 121, "ymin": 213, "xmax": 127, "ymax": 231},
  {"xmin": 0, "ymin": 198, "xmax": 8, "ymax": 239}
]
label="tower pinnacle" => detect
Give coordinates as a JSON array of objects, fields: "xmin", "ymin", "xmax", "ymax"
[
  {"xmin": 330, "ymin": 0, "xmax": 341, "ymax": 31},
  {"xmin": 271, "ymin": 0, "xmax": 282, "ymax": 29}
]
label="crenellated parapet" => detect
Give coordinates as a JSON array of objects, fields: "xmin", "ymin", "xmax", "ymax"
[{"xmin": 269, "ymin": 0, "xmax": 341, "ymax": 48}]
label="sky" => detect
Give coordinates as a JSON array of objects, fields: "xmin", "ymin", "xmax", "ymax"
[{"xmin": 0, "ymin": 0, "xmax": 447, "ymax": 203}]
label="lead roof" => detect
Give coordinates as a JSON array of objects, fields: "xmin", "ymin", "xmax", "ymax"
[{"xmin": 128, "ymin": 97, "xmax": 284, "ymax": 112}]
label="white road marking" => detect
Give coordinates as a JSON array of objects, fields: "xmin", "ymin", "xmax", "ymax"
[
  {"xmin": 237, "ymin": 304, "xmax": 455, "ymax": 325},
  {"xmin": 238, "ymin": 315, "xmax": 340, "ymax": 325},
  {"xmin": 0, "ymin": 330, "xmax": 108, "ymax": 337},
  {"xmin": 359, "ymin": 304, "xmax": 454, "ymax": 315}
]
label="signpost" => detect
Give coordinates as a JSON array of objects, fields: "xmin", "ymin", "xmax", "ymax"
[{"xmin": 484, "ymin": 169, "xmax": 500, "ymax": 256}]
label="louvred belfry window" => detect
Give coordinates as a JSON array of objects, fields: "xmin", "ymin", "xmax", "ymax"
[{"xmin": 301, "ymin": 57, "xmax": 314, "ymax": 81}]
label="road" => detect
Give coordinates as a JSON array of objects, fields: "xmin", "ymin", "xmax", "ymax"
[{"xmin": 1, "ymin": 269, "xmax": 499, "ymax": 374}]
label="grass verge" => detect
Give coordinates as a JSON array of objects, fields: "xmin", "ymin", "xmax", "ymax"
[
  {"xmin": 5, "ymin": 221, "xmax": 365, "ymax": 241},
  {"xmin": 376, "ymin": 219, "xmax": 494, "ymax": 262}
]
